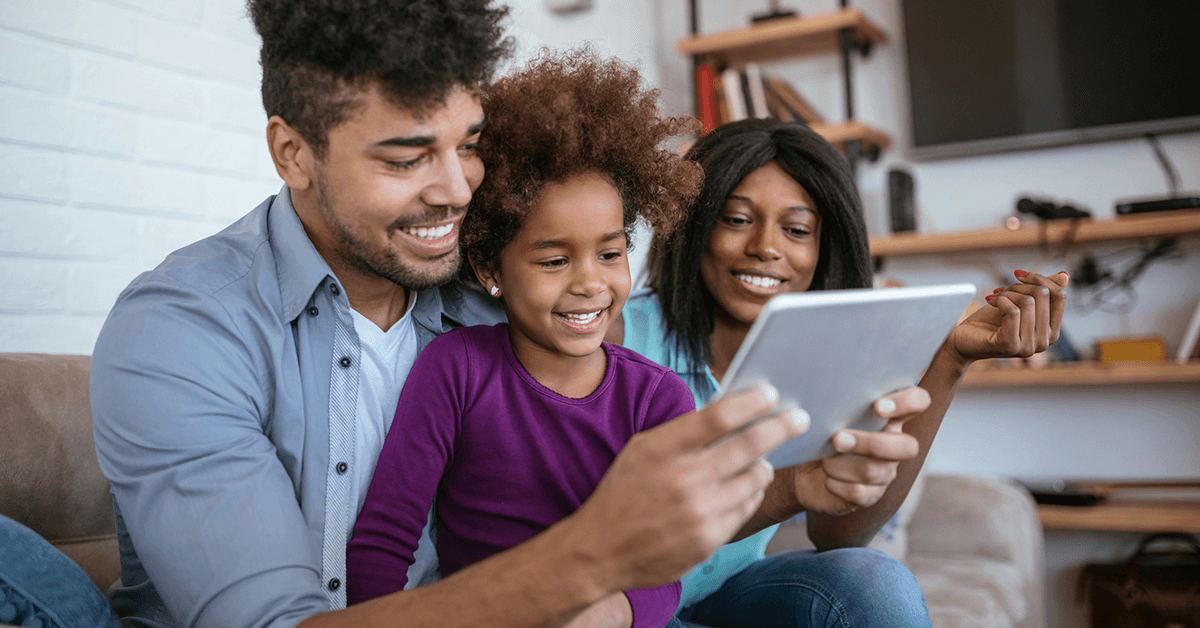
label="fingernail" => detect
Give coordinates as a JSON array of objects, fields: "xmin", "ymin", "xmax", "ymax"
[
  {"xmin": 993, "ymin": 287, "xmax": 1002, "ymax": 294},
  {"xmin": 790, "ymin": 407, "xmax": 810, "ymax": 429},
  {"xmin": 761, "ymin": 384, "xmax": 779, "ymax": 405},
  {"xmin": 985, "ymin": 294, "xmax": 993, "ymax": 301},
  {"xmin": 876, "ymin": 398, "xmax": 897, "ymax": 415},
  {"xmin": 1014, "ymin": 269, "xmax": 1028, "ymax": 278},
  {"xmin": 1059, "ymin": 271, "xmax": 1070, "ymax": 279},
  {"xmin": 834, "ymin": 431, "xmax": 857, "ymax": 452}
]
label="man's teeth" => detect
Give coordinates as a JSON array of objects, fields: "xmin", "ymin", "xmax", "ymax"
[
  {"xmin": 559, "ymin": 310, "xmax": 601, "ymax": 324},
  {"xmin": 405, "ymin": 224, "xmax": 454, "ymax": 239},
  {"xmin": 736, "ymin": 274, "xmax": 782, "ymax": 288}
]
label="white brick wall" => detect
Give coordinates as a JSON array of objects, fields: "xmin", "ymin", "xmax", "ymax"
[{"xmin": 0, "ymin": 0, "xmax": 281, "ymax": 354}]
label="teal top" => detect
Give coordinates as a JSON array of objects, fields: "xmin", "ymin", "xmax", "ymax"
[{"xmin": 620, "ymin": 289, "xmax": 780, "ymax": 609}]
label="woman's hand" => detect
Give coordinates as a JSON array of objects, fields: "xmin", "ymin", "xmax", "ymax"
[
  {"xmin": 788, "ymin": 387, "xmax": 928, "ymax": 517},
  {"xmin": 945, "ymin": 270, "xmax": 1070, "ymax": 368}
]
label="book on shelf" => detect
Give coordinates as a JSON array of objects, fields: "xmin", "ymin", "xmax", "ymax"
[
  {"xmin": 712, "ymin": 70, "xmax": 730, "ymax": 125},
  {"xmin": 694, "ymin": 63, "xmax": 717, "ymax": 134},
  {"xmin": 763, "ymin": 75, "xmax": 824, "ymax": 124},
  {"xmin": 743, "ymin": 62, "xmax": 770, "ymax": 118},
  {"xmin": 720, "ymin": 67, "xmax": 748, "ymax": 122},
  {"xmin": 1177, "ymin": 295, "xmax": 1200, "ymax": 363}
]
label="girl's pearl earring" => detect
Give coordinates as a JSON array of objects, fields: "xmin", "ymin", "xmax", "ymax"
[{"xmin": 489, "ymin": 286, "xmax": 500, "ymax": 297}]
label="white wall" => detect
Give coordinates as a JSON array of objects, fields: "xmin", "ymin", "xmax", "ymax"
[
  {"xmin": 0, "ymin": 0, "xmax": 280, "ymax": 353},
  {"xmin": 652, "ymin": 3, "xmax": 1199, "ymax": 627},
  {"xmin": 0, "ymin": 0, "xmax": 667, "ymax": 354}
]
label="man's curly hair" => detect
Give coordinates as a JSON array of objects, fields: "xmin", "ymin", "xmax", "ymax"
[
  {"xmin": 462, "ymin": 49, "xmax": 703, "ymax": 276},
  {"xmin": 248, "ymin": 0, "xmax": 512, "ymax": 156}
]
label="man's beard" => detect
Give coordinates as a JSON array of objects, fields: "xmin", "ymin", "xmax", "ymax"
[{"xmin": 314, "ymin": 176, "xmax": 463, "ymax": 291}]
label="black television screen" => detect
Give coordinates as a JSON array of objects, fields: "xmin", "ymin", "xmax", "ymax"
[{"xmin": 902, "ymin": 0, "xmax": 1200, "ymax": 160}]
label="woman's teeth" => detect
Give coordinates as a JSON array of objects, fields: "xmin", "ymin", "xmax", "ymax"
[
  {"xmin": 559, "ymin": 310, "xmax": 601, "ymax": 324},
  {"xmin": 404, "ymin": 224, "xmax": 454, "ymax": 240},
  {"xmin": 736, "ymin": 274, "xmax": 782, "ymax": 288}
]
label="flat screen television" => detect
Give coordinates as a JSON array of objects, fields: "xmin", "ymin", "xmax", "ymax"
[{"xmin": 901, "ymin": 0, "xmax": 1200, "ymax": 160}]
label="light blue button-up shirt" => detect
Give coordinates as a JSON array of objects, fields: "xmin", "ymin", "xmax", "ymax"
[{"xmin": 91, "ymin": 188, "xmax": 502, "ymax": 628}]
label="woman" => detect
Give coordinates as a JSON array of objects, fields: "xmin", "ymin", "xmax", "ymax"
[{"xmin": 609, "ymin": 118, "xmax": 1068, "ymax": 626}]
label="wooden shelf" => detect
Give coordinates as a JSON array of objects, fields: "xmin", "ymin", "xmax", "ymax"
[
  {"xmin": 810, "ymin": 120, "xmax": 892, "ymax": 152},
  {"xmin": 961, "ymin": 360, "xmax": 1200, "ymax": 388},
  {"xmin": 1039, "ymin": 500, "xmax": 1200, "ymax": 533},
  {"xmin": 677, "ymin": 8, "xmax": 887, "ymax": 67},
  {"xmin": 870, "ymin": 210, "xmax": 1200, "ymax": 258}
]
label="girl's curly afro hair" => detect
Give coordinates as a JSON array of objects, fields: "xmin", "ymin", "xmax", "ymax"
[
  {"xmin": 461, "ymin": 48, "xmax": 703, "ymax": 275},
  {"xmin": 249, "ymin": 0, "xmax": 511, "ymax": 156}
]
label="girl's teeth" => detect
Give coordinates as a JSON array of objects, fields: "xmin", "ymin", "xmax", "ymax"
[
  {"xmin": 561, "ymin": 311, "xmax": 600, "ymax": 323},
  {"xmin": 737, "ymin": 274, "xmax": 781, "ymax": 288}
]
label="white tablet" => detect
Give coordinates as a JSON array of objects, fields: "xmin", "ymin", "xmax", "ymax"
[{"xmin": 715, "ymin": 283, "xmax": 977, "ymax": 468}]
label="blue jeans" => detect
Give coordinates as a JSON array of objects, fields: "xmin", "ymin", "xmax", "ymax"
[
  {"xmin": 0, "ymin": 515, "xmax": 119, "ymax": 628},
  {"xmin": 676, "ymin": 548, "xmax": 931, "ymax": 628}
]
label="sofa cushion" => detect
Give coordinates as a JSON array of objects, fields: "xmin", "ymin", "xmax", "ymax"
[
  {"xmin": 908, "ymin": 555, "xmax": 1027, "ymax": 628},
  {"xmin": 0, "ymin": 353, "xmax": 117, "ymax": 589}
]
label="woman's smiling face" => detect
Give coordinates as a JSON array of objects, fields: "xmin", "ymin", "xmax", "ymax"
[{"xmin": 700, "ymin": 160, "xmax": 822, "ymax": 328}]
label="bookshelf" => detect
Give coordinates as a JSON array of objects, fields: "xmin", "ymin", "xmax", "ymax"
[
  {"xmin": 869, "ymin": 211, "xmax": 1200, "ymax": 258},
  {"xmin": 677, "ymin": 8, "xmax": 885, "ymax": 68},
  {"xmin": 677, "ymin": 6, "xmax": 891, "ymax": 172},
  {"xmin": 871, "ymin": 212, "xmax": 1200, "ymax": 387},
  {"xmin": 962, "ymin": 360, "xmax": 1200, "ymax": 388},
  {"xmin": 1039, "ymin": 500, "xmax": 1200, "ymax": 533}
]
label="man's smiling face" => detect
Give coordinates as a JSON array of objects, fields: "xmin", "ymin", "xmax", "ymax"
[{"xmin": 299, "ymin": 83, "xmax": 486, "ymax": 290}]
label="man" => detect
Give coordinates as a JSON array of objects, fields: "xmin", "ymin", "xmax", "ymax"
[{"xmin": 89, "ymin": 1, "xmax": 814, "ymax": 626}]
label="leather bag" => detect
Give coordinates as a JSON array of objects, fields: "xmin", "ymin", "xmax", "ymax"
[{"xmin": 1078, "ymin": 533, "xmax": 1200, "ymax": 628}]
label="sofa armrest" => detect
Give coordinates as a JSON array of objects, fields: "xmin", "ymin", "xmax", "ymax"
[{"xmin": 908, "ymin": 474, "xmax": 1043, "ymax": 573}]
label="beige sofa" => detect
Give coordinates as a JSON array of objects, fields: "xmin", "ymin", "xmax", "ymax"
[{"xmin": 0, "ymin": 352, "xmax": 1045, "ymax": 627}]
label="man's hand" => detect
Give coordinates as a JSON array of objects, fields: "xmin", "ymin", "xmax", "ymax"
[
  {"xmin": 559, "ymin": 593, "xmax": 632, "ymax": 628},
  {"xmin": 560, "ymin": 384, "xmax": 809, "ymax": 593}
]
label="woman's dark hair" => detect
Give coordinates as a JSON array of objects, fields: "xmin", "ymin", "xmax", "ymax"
[
  {"xmin": 461, "ymin": 48, "xmax": 702, "ymax": 275},
  {"xmin": 248, "ymin": 0, "xmax": 512, "ymax": 157},
  {"xmin": 650, "ymin": 118, "xmax": 873, "ymax": 385}
]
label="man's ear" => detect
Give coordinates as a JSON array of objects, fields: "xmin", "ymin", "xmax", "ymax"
[{"xmin": 266, "ymin": 115, "xmax": 316, "ymax": 191}]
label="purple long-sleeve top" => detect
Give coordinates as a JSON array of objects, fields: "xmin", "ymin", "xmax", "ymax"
[{"xmin": 347, "ymin": 323, "xmax": 694, "ymax": 628}]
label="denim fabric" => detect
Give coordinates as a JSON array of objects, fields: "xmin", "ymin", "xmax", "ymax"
[
  {"xmin": 677, "ymin": 548, "xmax": 931, "ymax": 628},
  {"xmin": 0, "ymin": 516, "xmax": 119, "ymax": 628}
]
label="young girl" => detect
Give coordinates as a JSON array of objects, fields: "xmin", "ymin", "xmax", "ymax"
[{"xmin": 345, "ymin": 50, "xmax": 703, "ymax": 628}]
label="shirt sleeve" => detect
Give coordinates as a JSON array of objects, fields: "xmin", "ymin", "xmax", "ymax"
[
  {"xmin": 640, "ymin": 367, "xmax": 697, "ymax": 432},
  {"xmin": 90, "ymin": 280, "xmax": 328, "ymax": 628},
  {"xmin": 624, "ymin": 582, "xmax": 682, "ymax": 628},
  {"xmin": 346, "ymin": 332, "xmax": 468, "ymax": 605}
]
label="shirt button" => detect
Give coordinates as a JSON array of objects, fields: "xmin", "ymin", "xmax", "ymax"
[
  {"xmin": 330, "ymin": 284, "xmax": 340, "ymax": 296},
  {"xmin": 339, "ymin": 357, "xmax": 352, "ymax": 368},
  {"xmin": 308, "ymin": 306, "xmax": 319, "ymax": 317},
  {"xmin": 336, "ymin": 462, "xmax": 348, "ymax": 474},
  {"xmin": 327, "ymin": 578, "xmax": 340, "ymax": 591}
]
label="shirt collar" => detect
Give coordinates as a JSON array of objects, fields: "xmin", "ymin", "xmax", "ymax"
[
  {"xmin": 266, "ymin": 185, "xmax": 480, "ymax": 330},
  {"xmin": 268, "ymin": 185, "xmax": 339, "ymax": 322}
]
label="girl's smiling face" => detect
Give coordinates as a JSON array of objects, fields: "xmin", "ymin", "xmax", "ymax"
[
  {"xmin": 701, "ymin": 160, "xmax": 822, "ymax": 329},
  {"xmin": 480, "ymin": 171, "xmax": 631, "ymax": 389}
]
